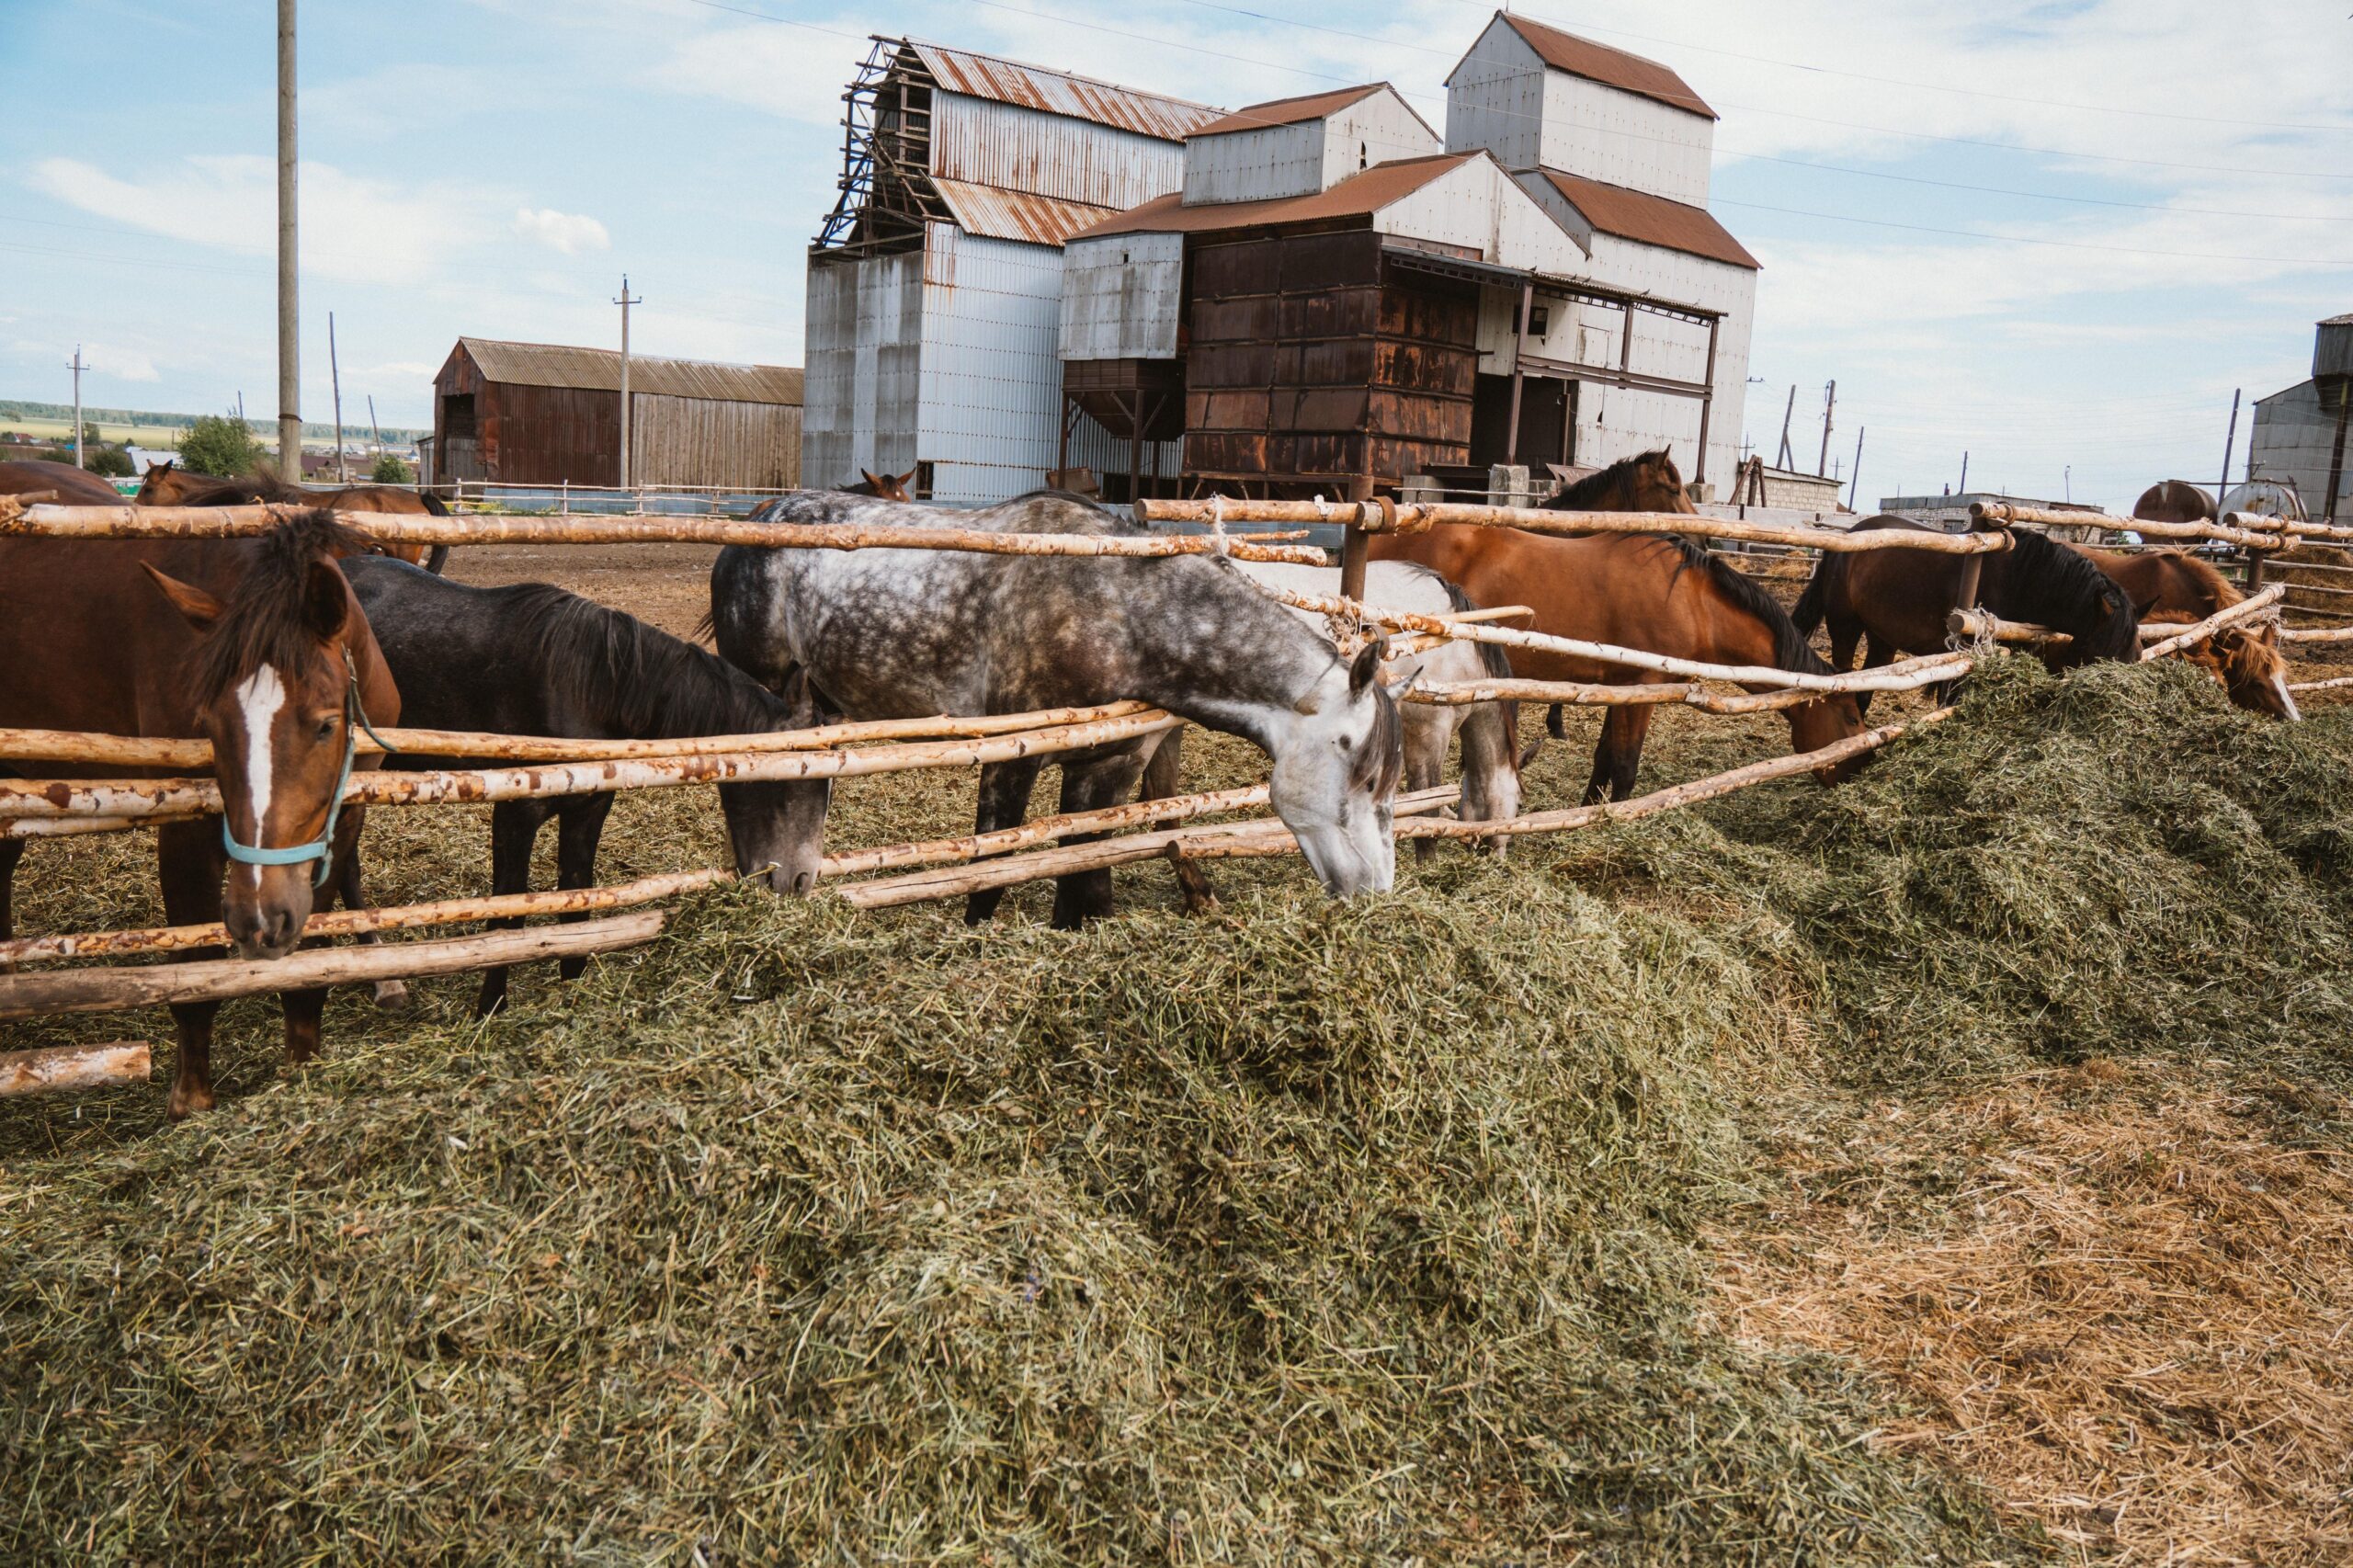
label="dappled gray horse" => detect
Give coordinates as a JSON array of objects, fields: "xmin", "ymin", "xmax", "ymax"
[{"xmin": 708, "ymin": 489, "xmax": 1404, "ymax": 926}]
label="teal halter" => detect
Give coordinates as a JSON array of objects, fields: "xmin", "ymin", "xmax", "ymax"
[{"xmin": 219, "ymin": 646, "xmax": 396, "ymax": 888}]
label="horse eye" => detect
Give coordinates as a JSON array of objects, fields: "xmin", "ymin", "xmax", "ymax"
[{"xmin": 316, "ymin": 716, "xmax": 339, "ymax": 741}]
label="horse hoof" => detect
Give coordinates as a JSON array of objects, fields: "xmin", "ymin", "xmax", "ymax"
[
  {"xmin": 166, "ymin": 1084, "xmax": 215, "ymax": 1119},
  {"xmin": 372, "ymin": 979, "xmax": 412, "ymax": 1012}
]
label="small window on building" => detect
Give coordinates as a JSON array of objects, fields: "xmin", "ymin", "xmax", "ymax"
[
  {"xmin": 915, "ymin": 460, "xmax": 936, "ymax": 500},
  {"xmin": 1529, "ymin": 305, "xmax": 1550, "ymax": 336},
  {"xmin": 441, "ymin": 392, "xmax": 477, "ymax": 439},
  {"xmin": 1359, "ymin": 141, "xmax": 1369, "ymax": 169}
]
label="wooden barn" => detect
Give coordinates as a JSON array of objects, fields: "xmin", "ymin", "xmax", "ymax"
[{"xmin": 428, "ymin": 337, "xmax": 803, "ymax": 491}]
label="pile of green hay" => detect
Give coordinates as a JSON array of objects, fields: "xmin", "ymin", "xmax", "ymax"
[
  {"xmin": 0, "ymin": 872, "xmax": 2022, "ymax": 1562},
  {"xmin": 1564, "ymin": 653, "xmax": 2353, "ymax": 1086}
]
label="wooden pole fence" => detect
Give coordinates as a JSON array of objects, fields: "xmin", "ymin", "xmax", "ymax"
[
  {"xmin": 819, "ymin": 783, "xmax": 1273, "ymax": 880},
  {"xmin": 4, "ymin": 503, "xmax": 1331, "ymax": 567},
  {"xmin": 0, "ymin": 709, "xmax": 1182, "ymax": 822},
  {"xmin": 1969, "ymin": 500, "xmax": 2288, "ymax": 551},
  {"xmin": 1137, "ymin": 497, "xmax": 2014, "ymax": 556},
  {"xmin": 0, "ymin": 910, "xmax": 665, "ymax": 1023},
  {"xmin": 1404, "ymin": 652, "xmax": 1972, "ymax": 714},
  {"xmin": 0, "ymin": 1040, "xmax": 153, "ymax": 1098},
  {"xmin": 2286, "ymin": 674, "xmax": 2353, "ymax": 693},
  {"xmin": 2136, "ymin": 585, "xmax": 2286, "ymax": 660},
  {"xmin": 0, "ymin": 700, "xmax": 1158, "ymax": 770},
  {"xmin": 1401, "ymin": 710, "xmax": 1951, "ymax": 842}
]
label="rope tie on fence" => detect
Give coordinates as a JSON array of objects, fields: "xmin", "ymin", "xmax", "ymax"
[{"xmin": 1207, "ymin": 494, "xmax": 1231, "ymax": 558}]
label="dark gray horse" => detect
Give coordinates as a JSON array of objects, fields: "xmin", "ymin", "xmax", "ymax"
[
  {"xmin": 707, "ymin": 489, "xmax": 1404, "ymax": 927},
  {"xmin": 341, "ymin": 557, "xmax": 832, "ymax": 1014}
]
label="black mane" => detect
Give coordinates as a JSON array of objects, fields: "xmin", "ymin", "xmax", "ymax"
[
  {"xmin": 1543, "ymin": 449, "xmax": 1672, "ymax": 511},
  {"xmin": 1639, "ymin": 533, "xmax": 1833, "ymax": 676},
  {"xmin": 498, "ymin": 585, "xmax": 792, "ymax": 740},
  {"xmin": 187, "ymin": 510, "xmax": 369, "ymax": 706},
  {"xmin": 1993, "ymin": 528, "xmax": 2140, "ymax": 663}
]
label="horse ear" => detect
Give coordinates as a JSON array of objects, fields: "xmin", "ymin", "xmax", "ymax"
[
  {"xmin": 1348, "ymin": 638, "xmax": 1385, "ymax": 697},
  {"xmin": 861, "ymin": 469, "xmax": 881, "ymax": 486},
  {"xmin": 1518, "ymin": 737, "xmax": 1544, "ymax": 772},
  {"xmin": 301, "ymin": 559, "xmax": 349, "ymax": 640},
  {"xmin": 896, "ymin": 467, "xmax": 917, "ymax": 486},
  {"xmin": 140, "ymin": 562, "xmax": 224, "ymax": 631}
]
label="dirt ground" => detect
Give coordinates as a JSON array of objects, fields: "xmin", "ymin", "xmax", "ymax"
[{"xmin": 447, "ymin": 540, "xmax": 719, "ymax": 639}]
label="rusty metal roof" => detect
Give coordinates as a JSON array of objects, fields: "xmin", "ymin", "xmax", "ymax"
[
  {"xmin": 1074, "ymin": 152, "xmax": 1474, "ymax": 239},
  {"xmin": 1539, "ymin": 169, "xmax": 1756, "ymax": 269},
  {"xmin": 904, "ymin": 40, "xmax": 1223, "ymax": 142},
  {"xmin": 457, "ymin": 338, "xmax": 804, "ymax": 404},
  {"xmin": 1191, "ymin": 84, "xmax": 1386, "ymax": 137},
  {"xmin": 930, "ymin": 177, "xmax": 1122, "ymax": 247},
  {"xmin": 1487, "ymin": 15, "xmax": 1715, "ymax": 120}
]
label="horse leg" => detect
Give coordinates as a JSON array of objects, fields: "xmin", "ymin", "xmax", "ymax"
[
  {"xmin": 1854, "ymin": 631, "xmax": 1895, "ymax": 720},
  {"xmin": 1137, "ymin": 727, "xmax": 1219, "ymax": 914},
  {"xmin": 553, "ymin": 793, "xmax": 616, "ymax": 983},
  {"xmin": 476, "ymin": 799, "xmax": 556, "ymax": 1017},
  {"xmin": 1584, "ymin": 705, "xmax": 1653, "ymax": 803},
  {"xmin": 0, "ymin": 838, "xmax": 24, "ymax": 972},
  {"xmin": 1546, "ymin": 703, "xmax": 1568, "ymax": 741},
  {"xmin": 156, "ymin": 820, "xmax": 230, "ymax": 1119},
  {"xmin": 1403, "ymin": 709, "xmax": 1449, "ymax": 865},
  {"xmin": 1050, "ymin": 749, "xmax": 1149, "ymax": 930},
  {"xmin": 327, "ymin": 812, "xmax": 408, "ymax": 1012},
  {"xmin": 964, "ymin": 758, "xmax": 1042, "ymax": 926}
]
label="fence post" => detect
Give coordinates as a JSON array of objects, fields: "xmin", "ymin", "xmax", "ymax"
[{"xmin": 1340, "ymin": 472, "xmax": 1373, "ymax": 602}]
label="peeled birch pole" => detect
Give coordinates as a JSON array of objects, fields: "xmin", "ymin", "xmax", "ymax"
[
  {"xmin": 835, "ymin": 786, "xmax": 1461, "ymax": 911},
  {"xmin": 2282, "ymin": 626, "xmax": 2353, "ymax": 644},
  {"xmin": 3, "ymin": 814, "xmax": 153, "ymax": 840},
  {"xmin": 1256, "ymin": 582, "xmax": 1929, "ymax": 693},
  {"xmin": 1403, "ymin": 710, "xmax": 1951, "ymax": 842},
  {"xmin": 1405, "ymin": 652, "xmax": 1972, "ymax": 713},
  {"xmin": 0, "ymin": 1040, "xmax": 153, "ymax": 1097},
  {"xmin": 1969, "ymin": 500, "xmax": 2286, "ymax": 551},
  {"xmin": 1137, "ymin": 497, "xmax": 2013, "ymax": 555},
  {"xmin": 0, "ymin": 709, "xmax": 1182, "ymax": 821},
  {"xmin": 2286, "ymin": 674, "xmax": 2353, "ymax": 693},
  {"xmin": 0, "ymin": 910, "xmax": 665, "ymax": 1022},
  {"xmin": 820, "ymin": 783, "xmax": 1273, "ymax": 880},
  {"xmin": 0, "ymin": 701, "xmax": 1156, "ymax": 770},
  {"xmin": 5, "ymin": 503, "xmax": 1330, "ymax": 565},
  {"xmin": 0, "ymin": 869, "xmax": 730, "ymax": 967},
  {"xmin": 2137, "ymin": 585, "xmax": 2285, "ymax": 660}
]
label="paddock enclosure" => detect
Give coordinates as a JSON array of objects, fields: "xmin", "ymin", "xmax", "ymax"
[{"xmin": 4, "ymin": 486, "xmax": 2353, "ymax": 1563}]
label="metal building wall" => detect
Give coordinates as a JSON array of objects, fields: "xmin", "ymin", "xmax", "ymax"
[
  {"xmin": 2253, "ymin": 379, "xmax": 2353, "ymax": 521},
  {"xmin": 1537, "ymin": 71, "xmax": 1713, "ymax": 205},
  {"xmin": 630, "ymin": 393, "xmax": 801, "ymax": 490},
  {"xmin": 1444, "ymin": 22, "xmax": 1545, "ymax": 171},
  {"xmin": 1059, "ymin": 233, "xmax": 1187, "ymax": 359},
  {"xmin": 1182, "ymin": 120, "xmax": 1328, "ymax": 205},
  {"xmin": 1318, "ymin": 93, "xmax": 1444, "ymax": 190},
  {"xmin": 931, "ymin": 94, "xmax": 1189, "ymax": 211},
  {"xmin": 802, "ymin": 251, "xmax": 924, "ymax": 490},
  {"xmin": 1377, "ymin": 158, "xmax": 1588, "ymax": 274}
]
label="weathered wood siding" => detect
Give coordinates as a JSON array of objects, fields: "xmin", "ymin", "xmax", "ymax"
[{"xmin": 630, "ymin": 394, "xmax": 801, "ymax": 490}]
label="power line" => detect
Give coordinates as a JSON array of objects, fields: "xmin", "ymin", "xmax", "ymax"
[{"xmin": 1715, "ymin": 197, "xmax": 2352, "ymax": 267}]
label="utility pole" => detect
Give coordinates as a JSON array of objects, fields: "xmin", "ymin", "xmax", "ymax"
[
  {"xmin": 2064, "ymin": 464, "xmax": 2072, "ymax": 504},
  {"xmin": 67, "ymin": 345, "xmax": 87, "ymax": 468},
  {"xmin": 368, "ymin": 394, "xmax": 382, "ymax": 467},
  {"xmin": 1959, "ymin": 450, "xmax": 1969, "ymax": 495},
  {"xmin": 328, "ymin": 310, "xmax": 346, "ymax": 483},
  {"xmin": 1775, "ymin": 384, "xmax": 1795, "ymax": 469},
  {"xmin": 2216, "ymin": 387, "xmax": 2242, "ymax": 517},
  {"xmin": 614, "ymin": 274, "xmax": 641, "ymax": 491},
  {"xmin": 1847, "ymin": 426, "xmax": 1865, "ymax": 509},
  {"xmin": 277, "ymin": 0, "xmax": 301, "ymax": 472},
  {"xmin": 1816, "ymin": 380, "xmax": 1836, "ymax": 477}
]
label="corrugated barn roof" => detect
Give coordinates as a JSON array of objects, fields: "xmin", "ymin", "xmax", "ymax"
[
  {"xmin": 1490, "ymin": 15, "xmax": 1716, "ymax": 120},
  {"xmin": 457, "ymin": 338, "xmax": 804, "ymax": 404},
  {"xmin": 1074, "ymin": 152, "xmax": 1472, "ymax": 239},
  {"xmin": 1539, "ymin": 169, "xmax": 1757, "ymax": 268},
  {"xmin": 930, "ymin": 178, "xmax": 1122, "ymax": 247},
  {"xmin": 905, "ymin": 40, "xmax": 1224, "ymax": 142},
  {"xmin": 1190, "ymin": 84, "xmax": 1385, "ymax": 137}
]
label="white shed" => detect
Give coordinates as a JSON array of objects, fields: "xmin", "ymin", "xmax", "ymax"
[{"xmin": 1180, "ymin": 85, "xmax": 1441, "ymax": 207}]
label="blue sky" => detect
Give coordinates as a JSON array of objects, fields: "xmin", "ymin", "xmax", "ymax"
[{"xmin": 3, "ymin": 0, "xmax": 2347, "ymax": 509}]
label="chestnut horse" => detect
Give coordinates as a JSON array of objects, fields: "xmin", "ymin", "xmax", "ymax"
[
  {"xmin": 0, "ymin": 458, "xmax": 125, "ymax": 506},
  {"xmin": 0, "ymin": 514, "xmax": 400, "ymax": 1117},
  {"xmin": 1370, "ymin": 525, "xmax": 1866, "ymax": 803},
  {"xmin": 2077, "ymin": 546, "xmax": 2297, "ymax": 719},
  {"xmin": 1792, "ymin": 517, "xmax": 2141, "ymax": 714},
  {"xmin": 137, "ymin": 460, "xmax": 452, "ymax": 574},
  {"xmin": 847, "ymin": 468, "xmax": 915, "ymax": 502}
]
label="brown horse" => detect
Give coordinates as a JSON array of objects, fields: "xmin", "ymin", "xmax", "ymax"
[
  {"xmin": 0, "ymin": 458, "xmax": 125, "ymax": 506},
  {"xmin": 0, "ymin": 513, "xmax": 401, "ymax": 1117},
  {"xmin": 1370, "ymin": 524, "xmax": 1866, "ymax": 802},
  {"xmin": 1792, "ymin": 517, "xmax": 2141, "ymax": 714},
  {"xmin": 2077, "ymin": 546, "xmax": 2297, "ymax": 719},
  {"xmin": 137, "ymin": 460, "xmax": 451, "ymax": 574},
  {"xmin": 2132, "ymin": 479, "xmax": 2216, "ymax": 525},
  {"xmin": 847, "ymin": 468, "xmax": 916, "ymax": 502}
]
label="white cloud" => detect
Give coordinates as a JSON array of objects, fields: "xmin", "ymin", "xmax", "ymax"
[
  {"xmin": 83, "ymin": 342, "xmax": 159, "ymax": 381},
  {"xmin": 512, "ymin": 207, "xmax": 611, "ymax": 255}
]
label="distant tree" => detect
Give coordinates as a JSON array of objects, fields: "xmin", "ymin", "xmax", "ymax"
[
  {"xmin": 176, "ymin": 415, "xmax": 265, "ymax": 477},
  {"xmin": 85, "ymin": 445, "xmax": 135, "ymax": 478},
  {"xmin": 369, "ymin": 452, "xmax": 415, "ymax": 483},
  {"xmin": 82, "ymin": 420, "xmax": 103, "ymax": 445}
]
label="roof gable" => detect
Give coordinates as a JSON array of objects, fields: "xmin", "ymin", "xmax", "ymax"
[
  {"xmin": 1073, "ymin": 152, "xmax": 1474, "ymax": 240},
  {"xmin": 1536, "ymin": 169, "xmax": 1756, "ymax": 269},
  {"xmin": 1460, "ymin": 13, "xmax": 1715, "ymax": 120},
  {"xmin": 904, "ymin": 40, "xmax": 1223, "ymax": 141}
]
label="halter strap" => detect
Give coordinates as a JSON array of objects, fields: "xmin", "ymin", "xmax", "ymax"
[{"xmin": 220, "ymin": 645, "xmax": 394, "ymax": 888}]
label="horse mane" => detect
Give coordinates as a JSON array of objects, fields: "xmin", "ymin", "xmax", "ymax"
[
  {"xmin": 1543, "ymin": 449, "xmax": 1674, "ymax": 511},
  {"xmin": 186, "ymin": 510, "xmax": 371, "ymax": 707},
  {"xmin": 1999, "ymin": 528, "xmax": 2141, "ymax": 662},
  {"xmin": 2158, "ymin": 548, "xmax": 2242, "ymax": 610},
  {"xmin": 1641, "ymin": 534, "xmax": 1833, "ymax": 676},
  {"xmin": 1437, "ymin": 574, "xmax": 1519, "ymax": 742},
  {"xmin": 500, "ymin": 585, "xmax": 790, "ymax": 740}
]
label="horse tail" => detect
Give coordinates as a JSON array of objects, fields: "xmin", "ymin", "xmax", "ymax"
[
  {"xmin": 1791, "ymin": 551, "xmax": 1844, "ymax": 637},
  {"xmin": 419, "ymin": 490, "xmax": 451, "ymax": 574}
]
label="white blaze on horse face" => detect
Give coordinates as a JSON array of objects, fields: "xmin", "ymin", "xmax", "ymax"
[
  {"xmin": 1270, "ymin": 673, "xmax": 1396, "ymax": 898},
  {"xmin": 233, "ymin": 665, "xmax": 288, "ymax": 886},
  {"xmin": 2273, "ymin": 669, "xmax": 2302, "ymax": 722}
]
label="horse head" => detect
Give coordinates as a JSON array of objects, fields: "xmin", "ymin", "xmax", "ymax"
[
  {"xmin": 1790, "ymin": 692, "xmax": 1870, "ymax": 782},
  {"xmin": 848, "ymin": 468, "xmax": 916, "ymax": 503},
  {"xmin": 1268, "ymin": 641, "xmax": 1403, "ymax": 897},
  {"xmin": 136, "ymin": 460, "xmax": 182, "ymax": 504},
  {"xmin": 2196, "ymin": 623, "xmax": 2301, "ymax": 721},
  {"xmin": 142, "ymin": 514, "xmax": 395, "ymax": 960},
  {"xmin": 1635, "ymin": 449, "xmax": 1699, "ymax": 514},
  {"xmin": 715, "ymin": 671, "xmax": 836, "ymax": 895}
]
